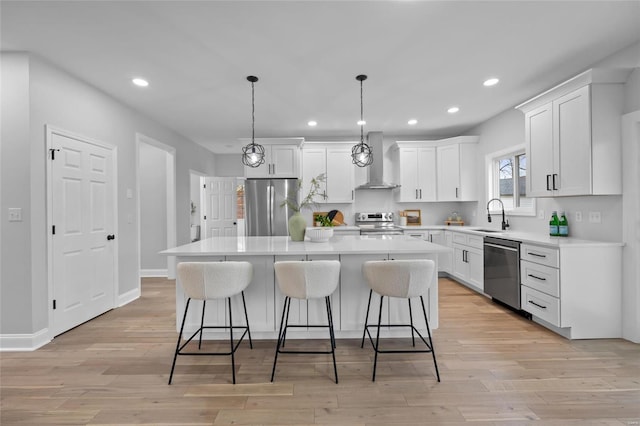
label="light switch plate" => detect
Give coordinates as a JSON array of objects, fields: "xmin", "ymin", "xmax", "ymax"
[
  {"xmin": 575, "ymin": 211, "xmax": 582, "ymax": 222},
  {"xmin": 8, "ymin": 208, "xmax": 22, "ymax": 222},
  {"xmin": 589, "ymin": 211, "xmax": 601, "ymax": 223}
]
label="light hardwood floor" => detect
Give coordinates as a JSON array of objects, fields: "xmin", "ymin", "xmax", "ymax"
[{"xmin": 1, "ymin": 277, "xmax": 639, "ymax": 425}]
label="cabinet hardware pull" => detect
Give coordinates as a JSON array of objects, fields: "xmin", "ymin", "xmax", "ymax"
[
  {"xmin": 107, "ymin": 234, "xmax": 115, "ymax": 241},
  {"xmin": 455, "ymin": 187, "xmax": 459, "ymax": 198},
  {"xmin": 419, "ymin": 189, "xmax": 422, "ymax": 199},
  {"xmin": 415, "ymin": 189, "xmax": 418, "ymax": 199},
  {"xmin": 546, "ymin": 174, "xmax": 551, "ymax": 191},
  {"xmin": 528, "ymin": 252, "xmax": 546, "ymax": 258},
  {"xmin": 528, "ymin": 274, "xmax": 546, "ymax": 281},
  {"xmin": 528, "ymin": 300, "xmax": 547, "ymax": 310},
  {"xmin": 552, "ymin": 173, "xmax": 558, "ymax": 190}
]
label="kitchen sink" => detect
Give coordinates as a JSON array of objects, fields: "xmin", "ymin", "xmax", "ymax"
[{"xmin": 474, "ymin": 229, "xmax": 503, "ymax": 233}]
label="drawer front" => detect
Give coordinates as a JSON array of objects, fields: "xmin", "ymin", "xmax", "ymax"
[
  {"xmin": 466, "ymin": 234, "xmax": 484, "ymax": 249},
  {"xmin": 521, "ymin": 244, "xmax": 559, "ymax": 268},
  {"xmin": 452, "ymin": 232, "xmax": 467, "ymax": 245},
  {"xmin": 520, "ymin": 260, "xmax": 560, "ymax": 297},
  {"xmin": 521, "ymin": 285, "xmax": 560, "ymax": 326}
]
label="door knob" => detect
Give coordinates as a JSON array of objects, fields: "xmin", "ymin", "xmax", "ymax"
[{"xmin": 107, "ymin": 234, "xmax": 115, "ymax": 241}]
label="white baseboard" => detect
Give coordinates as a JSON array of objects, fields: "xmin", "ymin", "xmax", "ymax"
[
  {"xmin": 118, "ymin": 286, "xmax": 141, "ymax": 307},
  {"xmin": 140, "ymin": 269, "xmax": 168, "ymax": 277},
  {"xmin": 0, "ymin": 328, "xmax": 51, "ymax": 351}
]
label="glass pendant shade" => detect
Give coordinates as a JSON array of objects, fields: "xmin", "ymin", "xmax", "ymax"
[
  {"xmin": 352, "ymin": 74, "xmax": 373, "ymax": 167},
  {"xmin": 242, "ymin": 75, "xmax": 265, "ymax": 168}
]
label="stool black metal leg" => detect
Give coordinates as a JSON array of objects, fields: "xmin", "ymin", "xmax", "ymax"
[
  {"xmin": 326, "ymin": 296, "xmax": 336, "ymax": 349},
  {"xmin": 271, "ymin": 296, "xmax": 289, "ymax": 382},
  {"xmin": 241, "ymin": 291, "xmax": 253, "ymax": 349},
  {"xmin": 325, "ymin": 296, "xmax": 339, "ymax": 384},
  {"xmin": 408, "ymin": 298, "xmax": 415, "ymax": 347},
  {"xmin": 228, "ymin": 297, "xmax": 236, "ymax": 384},
  {"xmin": 281, "ymin": 295, "xmax": 291, "ymax": 348},
  {"xmin": 360, "ymin": 289, "xmax": 373, "ymax": 348},
  {"xmin": 420, "ymin": 296, "xmax": 440, "ymax": 382},
  {"xmin": 372, "ymin": 295, "xmax": 384, "ymax": 382},
  {"xmin": 169, "ymin": 298, "xmax": 191, "ymax": 385},
  {"xmin": 198, "ymin": 300, "xmax": 206, "ymax": 349}
]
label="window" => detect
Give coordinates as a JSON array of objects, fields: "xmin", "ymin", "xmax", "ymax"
[{"xmin": 487, "ymin": 147, "xmax": 535, "ymax": 216}]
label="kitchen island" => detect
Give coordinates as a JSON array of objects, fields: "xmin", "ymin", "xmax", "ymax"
[{"xmin": 161, "ymin": 235, "xmax": 449, "ymax": 340}]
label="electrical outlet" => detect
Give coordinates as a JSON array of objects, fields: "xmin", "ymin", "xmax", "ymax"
[
  {"xmin": 8, "ymin": 208, "xmax": 22, "ymax": 222},
  {"xmin": 589, "ymin": 211, "xmax": 601, "ymax": 223},
  {"xmin": 575, "ymin": 211, "xmax": 582, "ymax": 222},
  {"xmin": 538, "ymin": 209, "xmax": 545, "ymax": 220}
]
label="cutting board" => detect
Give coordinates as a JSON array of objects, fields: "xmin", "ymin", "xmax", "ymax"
[{"xmin": 313, "ymin": 210, "xmax": 346, "ymax": 226}]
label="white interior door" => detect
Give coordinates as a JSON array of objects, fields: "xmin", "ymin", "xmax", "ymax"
[
  {"xmin": 50, "ymin": 129, "xmax": 116, "ymax": 336},
  {"xmin": 204, "ymin": 177, "xmax": 237, "ymax": 238}
]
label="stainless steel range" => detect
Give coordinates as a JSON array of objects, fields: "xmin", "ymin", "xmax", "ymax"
[{"xmin": 356, "ymin": 212, "xmax": 404, "ymax": 236}]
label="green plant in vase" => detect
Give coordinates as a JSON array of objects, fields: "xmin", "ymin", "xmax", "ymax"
[{"xmin": 280, "ymin": 173, "xmax": 327, "ymax": 240}]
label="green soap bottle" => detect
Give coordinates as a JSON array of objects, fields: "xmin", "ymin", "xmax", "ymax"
[
  {"xmin": 558, "ymin": 211, "xmax": 569, "ymax": 237},
  {"xmin": 549, "ymin": 211, "xmax": 559, "ymax": 236}
]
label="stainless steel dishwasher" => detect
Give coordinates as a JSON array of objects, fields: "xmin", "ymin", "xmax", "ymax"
[{"xmin": 483, "ymin": 236, "xmax": 521, "ymax": 310}]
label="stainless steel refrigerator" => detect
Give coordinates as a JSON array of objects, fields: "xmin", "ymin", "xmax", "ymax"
[{"xmin": 244, "ymin": 178, "xmax": 299, "ymax": 236}]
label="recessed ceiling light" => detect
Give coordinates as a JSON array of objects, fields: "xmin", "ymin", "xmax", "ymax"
[
  {"xmin": 408, "ymin": 119, "xmax": 418, "ymax": 125},
  {"xmin": 483, "ymin": 78, "xmax": 499, "ymax": 87},
  {"xmin": 132, "ymin": 78, "xmax": 149, "ymax": 87},
  {"xmin": 357, "ymin": 120, "xmax": 366, "ymax": 126},
  {"xmin": 307, "ymin": 121, "xmax": 317, "ymax": 127},
  {"xmin": 447, "ymin": 106, "xmax": 460, "ymax": 114}
]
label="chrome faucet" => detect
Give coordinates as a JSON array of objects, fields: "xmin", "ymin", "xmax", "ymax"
[{"xmin": 487, "ymin": 198, "xmax": 510, "ymax": 230}]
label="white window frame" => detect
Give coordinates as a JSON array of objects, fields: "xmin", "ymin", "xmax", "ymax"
[{"xmin": 486, "ymin": 145, "xmax": 536, "ymax": 217}]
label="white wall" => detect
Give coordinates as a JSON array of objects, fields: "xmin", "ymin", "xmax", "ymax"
[
  {"xmin": 139, "ymin": 143, "xmax": 168, "ymax": 270},
  {"xmin": 0, "ymin": 53, "xmax": 217, "ymax": 342}
]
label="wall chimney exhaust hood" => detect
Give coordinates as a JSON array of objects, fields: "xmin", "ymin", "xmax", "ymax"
[{"xmin": 355, "ymin": 131, "xmax": 400, "ymax": 190}]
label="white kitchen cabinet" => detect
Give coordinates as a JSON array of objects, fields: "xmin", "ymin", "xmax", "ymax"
[
  {"xmin": 450, "ymin": 232, "xmax": 483, "ymax": 291},
  {"xmin": 393, "ymin": 144, "xmax": 436, "ymax": 202},
  {"xmin": 244, "ymin": 141, "xmax": 302, "ymax": 179},
  {"xmin": 405, "ymin": 229, "xmax": 450, "ymax": 274},
  {"xmin": 302, "ymin": 144, "xmax": 354, "ymax": 203},
  {"xmin": 436, "ymin": 139, "xmax": 478, "ymax": 201},
  {"xmin": 440, "ymin": 230, "xmax": 453, "ymax": 273},
  {"xmin": 517, "ymin": 68, "xmax": 627, "ymax": 197},
  {"xmin": 226, "ymin": 255, "xmax": 275, "ymax": 332},
  {"xmin": 519, "ymin": 242, "xmax": 622, "ymax": 339}
]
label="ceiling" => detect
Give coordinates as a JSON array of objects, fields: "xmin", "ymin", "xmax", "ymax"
[{"xmin": 2, "ymin": 1, "xmax": 639, "ymax": 154}]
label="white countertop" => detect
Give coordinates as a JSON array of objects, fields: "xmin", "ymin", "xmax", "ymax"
[
  {"xmin": 400, "ymin": 225, "xmax": 623, "ymax": 248},
  {"xmin": 161, "ymin": 235, "xmax": 450, "ymax": 257}
]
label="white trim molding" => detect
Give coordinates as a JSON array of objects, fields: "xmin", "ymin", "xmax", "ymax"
[
  {"xmin": 0, "ymin": 328, "xmax": 51, "ymax": 352},
  {"xmin": 140, "ymin": 269, "xmax": 168, "ymax": 278},
  {"xmin": 117, "ymin": 287, "xmax": 141, "ymax": 308}
]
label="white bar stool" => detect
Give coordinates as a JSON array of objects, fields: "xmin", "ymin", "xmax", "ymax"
[
  {"xmin": 271, "ymin": 260, "xmax": 341, "ymax": 383},
  {"xmin": 169, "ymin": 261, "xmax": 253, "ymax": 385},
  {"xmin": 360, "ymin": 259, "xmax": 440, "ymax": 382}
]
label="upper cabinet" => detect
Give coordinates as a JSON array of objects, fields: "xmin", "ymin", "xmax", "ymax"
[
  {"xmin": 244, "ymin": 138, "xmax": 303, "ymax": 179},
  {"xmin": 393, "ymin": 137, "xmax": 478, "ymax": 203},
  {"xmin": 393, "ymin": 143, "xmax": 436, "ymax": 202},
  {"xmin": 516, "ymin": 69, "xmax": 628, "ymax": 197},
  {"xmin": 302, "ymin": 143, "xmax": 355, "ymax": 203},
  {"xmin": 436, "ymin": 138, "xmax": 478, "ymax": 201}
]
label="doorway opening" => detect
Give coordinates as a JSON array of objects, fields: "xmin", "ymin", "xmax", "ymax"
[{"xmin": 136, "ymin": 134, "xmax": 176, "ymax": 279}]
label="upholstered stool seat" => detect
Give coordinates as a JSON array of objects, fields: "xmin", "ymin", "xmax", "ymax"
[
  {"xmin": 361, "ymin": 259, "xmax": 440, "ymax": 382},
  {"xmin": 271, "ymin": 260, "xmax": 340, "ymax": 383},
  {"xmin": 168, "ymin": 261, "xmax": 253, "ymax": 384}
]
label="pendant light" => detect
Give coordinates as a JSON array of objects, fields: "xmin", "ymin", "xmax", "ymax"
[
  {"xmin": 351, "ymin": 74, "xmax": 373, "ymax": 167},
  {"xmin": 242, "ymin": 75, "xmax": 265, "ymax": 168}
]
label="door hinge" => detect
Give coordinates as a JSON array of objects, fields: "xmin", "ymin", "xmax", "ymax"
[
  {"xmin": 203, "ymin": 184, "xmax": 206, "ymax": 189},
  {"xmin": 50, "ymin": 148, "xmax": 60, "ymax": 160},
  {"xmin": 53, "ymin": 299, "xmax": 56, "ymax": 310},
  {"xmin": 203, "ymin": 215, "xmax": 207, "ymax": 220},
  {"xmin": 52, "ymin": 225, "xmax": 56, "ymax": 235}
]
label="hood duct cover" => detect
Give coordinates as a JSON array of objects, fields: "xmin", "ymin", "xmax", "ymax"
[{"xmin": 355, "ymin": 131, "xmax": 400, "ymax": 190}]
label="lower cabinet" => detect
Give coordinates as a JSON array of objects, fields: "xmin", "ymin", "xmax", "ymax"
[
  {"xmin": 227, "ymin": 255, "xmax": 276, "ymax": 332},
  {"xmin": 404, "ymin": 229, "xmax": 451, "ymax": 274},
  {"xmin": 451, "ymin": 232, "xmax": 484, "ymax": 291},
  {"xmin": 519, "ymin": 243, "xmax": 622, "ymax": 339}
]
